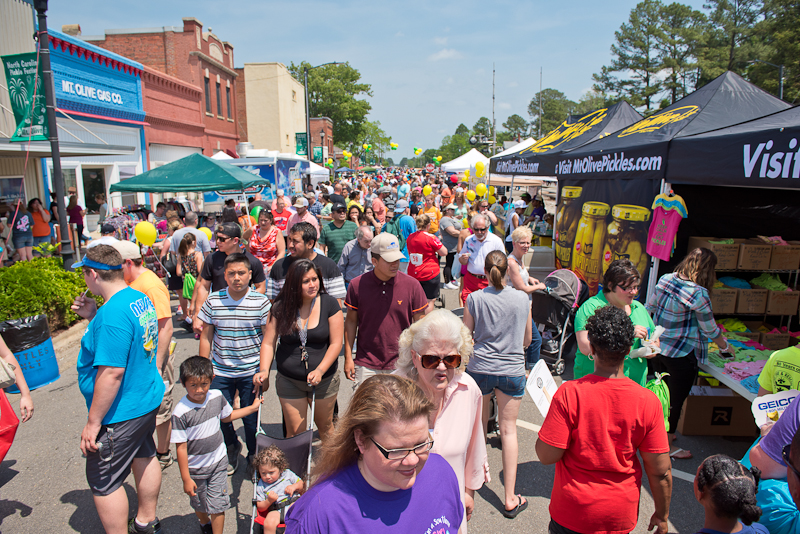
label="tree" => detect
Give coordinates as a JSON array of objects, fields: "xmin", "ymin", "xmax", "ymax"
[
  {"xmin": 696, "ymin": 0, "xmax": 761, "ymax": 84},
  {"xmin": 592, "ymin": 0, "xmax": 664, "ymax": 113},
  {"xmin": 288, "ymin": 61, "xmax": 373, "ymax": 148},
  {"xmin": 437, "ymin": 133, "xmax": 471, "ymax": 162},
  {"xmin": 573, "ymin": 90, "xmax": 608, "ymax": 116},
  {"xmin": 502, "ymin": 114, "xmax": 529, "ymax": 139},
  {"xmin": 454, "ymin": 123, "xmax": 470, "ymax": 136},
  {"xmin": 399, "ymin": 157, "xmax": 409, "ymax": 167},
  {"xmin": 657, "ymin": 2, "xmax": 706, "ymax": 104},
  {"xmin": 527, "ymin": 88, "xmax": 577, "ymax": 136},
  {"xmin": 357, "ymin": 120, "xmax": 392, "ymax": 154},
  {"xmin": 472, "ymin": 117, "xmax": 493, "ymax": 137},
  {"xmin": 746, "ymin": 0, "xmax": 799, "ymax": 103}
]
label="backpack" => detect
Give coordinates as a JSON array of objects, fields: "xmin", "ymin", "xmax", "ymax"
[
  {"xmin": 645, "ymin": 372, "xmax": 671, "ymax": 433},
  {"xmin": 382, "ymin": 216, "xmax": 407, "ymax": 252}
]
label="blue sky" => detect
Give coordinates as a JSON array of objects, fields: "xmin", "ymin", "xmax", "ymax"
[{"xmin": 49, "ymin": 0, "xmax": 707, "ymax": 160}]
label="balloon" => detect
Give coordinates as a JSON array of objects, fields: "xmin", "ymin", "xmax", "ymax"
[
  {"xmin": 450, "ymin": 176, "xmax": 458, "ymax": 183},
  {"xmin": 461, "ymin": 176, "xmax": 469, "ymax": 182},
  {"xmin": 423, "ymin": 185, "xmax": 432, "ymax": 196},
  {"xmin": 327, "ymin": 158, "xmax": 333, "ymax": 164},
  {"xmin": 250, "ymin": 205, "xmax": 263, "ymax": 219},
  {"xmin": 488, "ymin": 195, "xmax": 497, "ymax": 205},
  {"xmin": 466, "ymin": 190, "xmax": 476, "ymax": 201},
  {"xmin": 489, "ymin": 186, "xmax": 496, "ymax": 195},
  {"xmin": 462, "ymin": 218, "xmax": 469, "ymax": 229},
  {"xmin": 476, "ymin": 183, "xmax": 487, "ymax": 197},
  {"xmin": 134, "ymin": 221, "xmax": 157, "ymax": 246},
  {"xmin": 464, "ymin": 169, "xmax": 470, "ymax": 178},
  {"xmin": 363, "ymin": 143, "xmax": 369, "ymax": 150},
  {"xmin": 367, "ymin": 144, "xmax": 372, "ymax": 151},
  {"xmin": 199, "ymin": 226, "xmax": 213, "ymax": 241},
  {"xmin": 436, "ymin": 156, "xmax": 442, "ymax": 162},
  {"xmin": 475, "ymin": 161, "xmax": 485, "ymax": 178}
]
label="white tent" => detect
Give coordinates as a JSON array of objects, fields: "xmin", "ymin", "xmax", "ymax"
[
  {"xmin": 308, "ymin": 161, "xmax": 331, "ymax": 187},
  {"xmin": 211, "ymin": 151, "xmax": 234, "ymax": 160},
  {"xmin": 441, "ymin": 148, "xmax": 489, "ymax": 173},
  {"xmin": 488, "ymin": 137, "xmax": 556, "ymax": 186},
  {"xmin": 492, "ymin": 137, "xmax": 536, "ymax": 158}
]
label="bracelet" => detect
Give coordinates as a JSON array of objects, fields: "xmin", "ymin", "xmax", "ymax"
[{"xmin": 720, "ymin": 340, "xmax": 730, "ymax": 352}]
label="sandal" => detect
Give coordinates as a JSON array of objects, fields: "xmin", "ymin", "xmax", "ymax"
[
  {"xmin": 669, "ymin": 448, "xmax": 693, "ymax": 459},
  {"xmin": 502, "ymin": 494, "xmax": 528, "ymax": 519}
]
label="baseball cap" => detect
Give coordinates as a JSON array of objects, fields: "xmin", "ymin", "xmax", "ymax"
[
  {"xmin": 370, "ymin": 232, "xmax": 404, "ymax": 262},
  {"xmin": 533, "ymin": 194, "xmax": 543, "ymax": 202},
  {"xmin": 332, "ymin": 202, "xmax": 347, "ymax": 212},
  {"xmin": 277, "ymin": 189, "xmax": 285, "ymax": 196},
  {"xmin": 515, "ymin": 200, "xmax": 527, "ymax": 209},
  {"xmin": 293, "ymin": 197, "xmax": 309, "ymax": 208},
  {"xmin": 521, "ymin": 192, "xmax": 532, "ymax": 200},
  {"xmin": 86, "ymin": 235, "xmax": 119, "ymax": 249},
  {"xmin": 100, "ymin": 223, "xmax": 115, "ymax": 235},
  {"xmin": 377, "ymin": 186, "xmax": 391, "ymax": 195},
  {"xmin": 216, "ymin": 222, "xmax": 241, "ymax": 238},
  {"xmin": 112, "ymin": 240, "xmax": 142, "ymax": 260},
  {"xmin": 394, "ymin": 199, "xmax": 409, "ymax": 213},
  {"xmin": 443, "ymin": 203, "xmax": 457, "ymax": 211}
]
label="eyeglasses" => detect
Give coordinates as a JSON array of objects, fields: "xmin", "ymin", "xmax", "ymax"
[
  {"xmin": 335, "ymin": 209, "xmax": 347, "ymax": 213},
  {"xmin": 618, "ymin": 284, "xmax": 640, "ymax": 293},
  {"xmin": 370, "ymin": 437, "xmax": 434, "ymax": 461},
  {"xmin": 473, "ymin": 227, "xmax": 488, "ymax": 233},
  {"xmin": 216, "ymin": 235, "xmax": 230, "ymax": 242},
  {"xmin": 420, "ymin": 354, "xmax": 462, "ymax": 369},
  {"xmin": 782, "ymin": 445, "xmax": 800, "ymax": 479}
]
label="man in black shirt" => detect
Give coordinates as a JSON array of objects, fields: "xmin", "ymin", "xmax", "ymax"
[{"xmin": 329, "ymin": 182, "xmax": 347, "ymax": 206}]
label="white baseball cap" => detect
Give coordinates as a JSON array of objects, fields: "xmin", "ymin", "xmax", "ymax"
[{"xmin": 370, "ymin": 233, "xmax": 404, "ymax": 262}]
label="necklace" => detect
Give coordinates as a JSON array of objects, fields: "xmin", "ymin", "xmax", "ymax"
[{"xmin": 297, "ymin": 295, "xmax": 317, "ymax": 371}]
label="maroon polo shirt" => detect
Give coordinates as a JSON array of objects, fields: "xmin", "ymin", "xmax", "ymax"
[{"xmin": 345, "ymin": 270, "xmax": 427, "ymax": 370}]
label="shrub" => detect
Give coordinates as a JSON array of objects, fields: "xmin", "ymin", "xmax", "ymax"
[{"xmin": 0, "ymin": 257, "xmax": 102, "ymax": 330}]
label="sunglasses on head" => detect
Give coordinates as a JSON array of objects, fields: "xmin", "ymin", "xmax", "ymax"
[{"xmin": 419, "ymin": 354, "xmax": 462, "ymax": 369}]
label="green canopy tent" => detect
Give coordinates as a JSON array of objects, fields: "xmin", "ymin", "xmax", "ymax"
[{"xmin": 109, "ymin": 153, "xmax": 267, "ymax": 193}]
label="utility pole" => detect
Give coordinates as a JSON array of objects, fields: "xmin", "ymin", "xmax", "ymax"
[
  {"xmin": 492, "ymin": 64, "xmax": 497, "ymax": 155},
  {"xmin": 538, "ymin": 67, "xmax": 542, "ymax": 138}
]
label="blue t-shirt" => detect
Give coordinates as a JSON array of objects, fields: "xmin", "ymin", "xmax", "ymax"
[
  {"xmin": 397, "ymin": 214, "xmax": 417, "ymax": 262},
  {"xmin": 77, "ymin": 286, "xmax": 165, "ymax": 424},
  {"xmin": 397, "ymin": 183, "xmax": 410, "ymax": 199},
  {"xmin": 696, "ymin": 525, "xmax": 769, "ymax": 534}
]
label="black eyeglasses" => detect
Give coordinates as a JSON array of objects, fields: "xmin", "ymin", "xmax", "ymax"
[
  {"xmin": 370, "ymin": 437, "xmax": 434, "ymax": 460},
  {"xmin": 782, "ymin": 445, "xmax": 800, "ymax": 479},
  {"xmin": 420, "ymin": 354, "xmax": 462, "ymax": 369},
  {"xmin": 216, "ymin": 235, "xmax": 230, "ymax": 242},
  {"xmin": 473, "ymin": 227, "xmax": 488, "ymax": 232}
]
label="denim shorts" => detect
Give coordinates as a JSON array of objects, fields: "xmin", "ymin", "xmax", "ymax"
[
  {"xmin": 13, "ymin": 235, "xmax": 33, "ymax": 248},
  {"xmin": 466, "ymin": 369, "xmax": 526, "ymax": 398}
]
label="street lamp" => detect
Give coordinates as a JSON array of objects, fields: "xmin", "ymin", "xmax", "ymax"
[
  {"xmin": 304, "ymin": 62, "xmax": 340, "ymax": 161},
  {"xmin": 319, "ymin": 129, "xmax": 325, "ymax": 161},
  {"xmin": 750, "ymin": 59, "xmax": 785, "ymax": 101}
]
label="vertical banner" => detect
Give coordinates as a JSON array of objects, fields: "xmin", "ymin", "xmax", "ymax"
[
  {"xmin": 2, "ymin": 52, "xmax": 48, "ymax": 142},
  {"xmin": 295, "ymin": 133, "xmax": 308, "ymax": 156},
  {"xmin": 312, "ymin": 146, "xmax": 323, "ymax": 163}
]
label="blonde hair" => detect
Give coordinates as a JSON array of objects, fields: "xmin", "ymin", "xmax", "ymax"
[
  {"xmin": 312, "ymin": 375, "xmax": 433, "ymax": 486},
  {"xmin": 485, "ymin": 250, "xmax": 508, "ymax": 290},
  {"xmin": 396, "ymin": 309, "xmax": 473, "ymax": 379},
  {"xmin": 415, "ymin": 213, "xmax": 431, "ymax": 230},
  {"xmin": 511, "ymin": 225, "xmax": 533, "ymax": 244},
  {"xmin": 675, "ymin": 247, "xmax": 717, "ymax": 292}
]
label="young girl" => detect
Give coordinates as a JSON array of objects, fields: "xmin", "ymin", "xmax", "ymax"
[
  {"xmin": 252, "ymin": 445, "xmax": 304, "ymax": 534},
  {"xmin": 694, "ymin": 455, "xmax": 766, "ymax": 534},
  {"xmin": 177, "ymin": 233, "xmax": 203, "ymax": 338}
]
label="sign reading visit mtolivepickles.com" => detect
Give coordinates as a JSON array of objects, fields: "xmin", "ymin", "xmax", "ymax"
[{"xmin": 2, "ymin": 52, "xmax": 48, "ymax": 141}]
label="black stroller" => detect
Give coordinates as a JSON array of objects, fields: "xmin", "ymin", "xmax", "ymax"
[{"xmin": 530, "ymin": 269, "xmax": 589, "ymax": 375}]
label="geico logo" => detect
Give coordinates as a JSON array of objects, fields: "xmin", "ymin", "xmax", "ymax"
[
  {"xmin": 617, "ymin": 106, "xmax": 700, "ymax": 138},
  {"xmin": 744, "ymin": 138, "xmax": 800, "ymax": 179},
  {"xmin": 758, "ymin": 396, "xmax": 797, "ymax": 410},
  {"xmin": 527, "ymin": 109, "xmax": 608, "ymax": 153}
]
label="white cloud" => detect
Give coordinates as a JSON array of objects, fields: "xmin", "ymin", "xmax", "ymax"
[
  {"xmin": 428, "ymin": 48, "xmax": 462, "ymax": 61},
  {"xmin": 395, "ymin": 31, "xmax": 404, "ymax": 37},
  {"xmin": 508, "ymin": 81, "xmax": 519, "ymax": 88},
  {"xmin": 446, "ymin": 77, "xmax": 454, "ymax": 84},
  {"xmin": 499, "ymin": 102, "xmax": 512, "ymax": 110},
  {"xmin": 437, "ymin": 129, "xmax": 446, "ymax": 134},
  {"xmin": 434, "ymin": 36, "xmax": 448, "ymax": 46}
]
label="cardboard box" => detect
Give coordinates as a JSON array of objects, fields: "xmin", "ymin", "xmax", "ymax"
[
  {"xmin": 710, "ymin": 287, "xmax": 738, "ymax": 315},
  {"xmin": 769, "ymin": 241, "xmax": 800, "ymax": 270},
  {"xmin": 735, "ymin": 239, "xmax": 772, "ymax": 270},
  {"xmin": 766, "ymin": 290, "xmax": 800, "ymax": 316},
  {"xmin": 734, "ymin": 288, "xmax": 768, "ymax": 314},
  {"xmin": 744, "ymin": 321, "xmax": 792, "ymax": 350},
  {"xmin": 688, "ymin": 237, "xmax": 740, "ymax": 270},
  {"xmin": 677, "ymin": 386, "xmax": 758, "ymax": 437}
]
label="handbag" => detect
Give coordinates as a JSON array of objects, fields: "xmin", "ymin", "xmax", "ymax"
[
  {"xmin": 0, "ymin": 359, "xmax": 16, "ymax": 390},
  {"xmin": 163, "ymin": 252, "xmax": 178, "ymax": 277},
  {"xmin": 183, "ymin": 272, "xmax": 196, "ymax": 300}
]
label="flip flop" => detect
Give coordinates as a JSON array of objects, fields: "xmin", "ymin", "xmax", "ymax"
[
  {"xmin": 502, "ymin": 495, "xmax": 528, "ymax": 519},
  {"xmin": 669, "ymin": 448, "xmax": 693, "ymax": 459}
]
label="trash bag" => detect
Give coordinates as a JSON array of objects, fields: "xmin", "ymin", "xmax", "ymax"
[
  {"xmin": 645, "ymin": 372, "xmax": 671, "ymax": 433},
  {"xmin": 0, "ymin": 315, "xmax": 60, "ymax": 393}
]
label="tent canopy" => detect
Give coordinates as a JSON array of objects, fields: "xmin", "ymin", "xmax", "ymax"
[
  {"xmin": 336, "ymin": 166, "xmax": 353, "ymax": 173},
  {"xmin": 441, "ymin": 148, "xmax": 489, "ymax": 173},
  {"xmin": 492, "ymin": 138, "xmax": 536, "ymax": 158},
  {"xmin": 109, "ymin": 153, "xmax": 268, "ymax": 193},
  {"xmin": 308, "ymin": 161, "xmax": 330, "ymax": 177}
]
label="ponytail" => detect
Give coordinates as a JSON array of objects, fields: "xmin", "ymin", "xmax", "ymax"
[{"xmin": 484, "ymin": 250, "xmax": 507, "ymax": 291}]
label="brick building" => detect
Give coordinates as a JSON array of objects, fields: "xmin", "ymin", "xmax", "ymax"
[{"xmin": 309, "ymin": 117, "xmax": 334, "ymax": 162}]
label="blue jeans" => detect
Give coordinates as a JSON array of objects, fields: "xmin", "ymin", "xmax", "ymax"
[
  {"xmin": 526, "ymin": 320, "xmax": 542, "ymax": 370},
  {"xmin": 210, "ymin": 373, "xmax": 258, "ymax": 458}
]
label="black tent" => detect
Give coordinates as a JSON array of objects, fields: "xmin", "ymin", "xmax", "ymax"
[{"xmin": 489, "ymin": 101, "xmax": 642, "ymax": 176}]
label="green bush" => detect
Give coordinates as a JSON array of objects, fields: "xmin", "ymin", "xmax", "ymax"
[{"xmin": 0, "ymin": 257, "xmax": 102, "ymax": 330}]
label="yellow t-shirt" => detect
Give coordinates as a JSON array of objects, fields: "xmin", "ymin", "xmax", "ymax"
[
  {"xmin": 130, "ymin": 269, "xmax": 172, "ymax": 320},
  {"xmin": 758, "ymin": 346, "xmax": 800, "ymax": 393},
  {"xmin": 423, "ymin": 206, "xmax": 442, "ymax": 233}
]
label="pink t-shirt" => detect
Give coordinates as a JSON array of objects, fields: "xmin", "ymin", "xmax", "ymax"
[
  {"xmin": 286, "ymin": 210, "xmax": 319, "ymax": 235},
  {"xmin": 646, "ymin": 206, "xmax": 684, "ymax": 261}
]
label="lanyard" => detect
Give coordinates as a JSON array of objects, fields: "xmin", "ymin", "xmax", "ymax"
[{"xmin": 297, "ymin": 295, "xmax": 317, "ymax": 370}]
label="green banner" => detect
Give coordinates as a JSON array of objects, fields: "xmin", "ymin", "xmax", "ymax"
[
  {"xmin": 295, "ymin": 133, "xmax": 308, "ymax": 156},
  {"xmin": 312, "ymin": 146, "xmax": 323, "ymax": 163},
  {"xmin": 2, "ymin": 52, "xmax": 48, "ymax": 142}
]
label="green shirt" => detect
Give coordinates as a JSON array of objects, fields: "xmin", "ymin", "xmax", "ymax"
[
  {"xmin": 573, "ymin": 292, "xmax": 655, "ymax": 386},
  {"xmin": 758, "ymin": 346, "xmax": 800, "ymax": 393},
  {"xmin": 319, "ymin": 220, "xmax": 358, "ymax": 263}
]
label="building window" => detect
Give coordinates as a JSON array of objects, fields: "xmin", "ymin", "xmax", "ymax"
[
  {"xmin": 292, "ymin": 90, "xmax": 297, "ymax": 102},
  {"xmin": 216, "ymin": 82, "xmax": 222, "ymax": 116},
  {"xmin": 204, "ymin": 78, "xmax": 211, "ymax": 113},
  {"xmin": 226, "ymin": 86, "xmax": 231, "ymax": 118}
]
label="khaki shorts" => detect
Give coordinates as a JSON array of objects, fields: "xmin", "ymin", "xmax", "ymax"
[
  {"xmin": 276, "ymin": 372, "xmax": 340, "ymax": 400},
  {"xmin": 156, "ymin": 349, "xmax": 175, "ymax": 425},
  {"xmin": 353, "ymin": 365, "xmax": 393, "ymax": 391}
]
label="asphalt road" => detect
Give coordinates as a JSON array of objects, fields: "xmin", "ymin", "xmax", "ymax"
[{"xmin": 0, "ymin": 287, "xmax": 754, "ymax": 533}]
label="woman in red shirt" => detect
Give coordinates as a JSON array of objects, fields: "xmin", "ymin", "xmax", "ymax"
[
  {"xmin": 406, "ymin": 213, "xmax": 447, "ymax": 314},
  {"xmin": 27, "ymin": 198, "xmax": 51, "ymax": 249},
  {"xmin": 244, "ymin": 210, "xmax": 285, "ymax": 272}
]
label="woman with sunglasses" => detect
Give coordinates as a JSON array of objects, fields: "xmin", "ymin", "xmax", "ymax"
[
  {"xmin": 463, "ymin": 250, "xmax": 532, "ymax": 519},
  {"xmin": 285, "ymin": 374, "xmax": 464, "ymax": 533},
  {"xmin": 395, "ymin": 309, "xmax": 488, "ymax": 530},
  {"xmin": 573, "ymin": 258, "xmax": 657, "ymax": 387}
]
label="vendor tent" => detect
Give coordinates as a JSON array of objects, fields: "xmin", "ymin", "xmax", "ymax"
[
  {"xmin": 441, "ymin": 148, "xmax": 489, "ymax": 173},
  {"xmin": 109, "ymin": 153, "xmax": 268, "ymax": 193},
  {"xmin": 336, "ymin": 167, "xmax": 353, "ymax": 173},
  {"xmin": 489, "ymin": 137, "xmax": 556, "ymax": 186},
  {"xmin": 308, "ymin": 161, "xmax": 330, "ymax": 188}
]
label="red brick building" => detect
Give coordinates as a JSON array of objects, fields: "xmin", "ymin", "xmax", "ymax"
[{"xmin": 310, "ymin": 117, "xmax": 333, "ymax": 161}]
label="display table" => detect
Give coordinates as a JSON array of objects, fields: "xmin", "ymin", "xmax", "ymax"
[{"xmin": 698, "ymin": 362, "xmax": 757, "ymax": 402}]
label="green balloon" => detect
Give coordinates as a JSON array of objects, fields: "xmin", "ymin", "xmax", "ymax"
[{"xmin": 250, "ymin": 205, "xmax": 263, "ymax": 219}]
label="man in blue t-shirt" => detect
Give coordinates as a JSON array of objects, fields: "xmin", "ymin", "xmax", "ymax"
[
  {"xmin": 390, "ymin": 200, "xmax": 416, "ymax": 274},
  {"xmin": 71, "ymin": 245, "xmax": 166, "ymax": 534}
]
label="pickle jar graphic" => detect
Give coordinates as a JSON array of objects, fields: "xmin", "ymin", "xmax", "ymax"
[
  {"xmin": 554, "ymin": 186, "xmax": 583, "ymax": 269},
  {"xmin": 602, "ymin": 204, "xmax": 651, "ymax": 277},
  {"xmin": 572, "ymin": 201, "xmax": 610, "ymax": 295}
]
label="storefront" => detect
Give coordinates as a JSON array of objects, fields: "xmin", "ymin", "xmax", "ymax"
[{"xmin": 42, "ymin": 29, "xmax": 145, "ymax": 231}]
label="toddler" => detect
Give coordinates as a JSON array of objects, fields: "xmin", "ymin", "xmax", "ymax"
[{"xmin": 252, "ymin": 445, "xmax": 304, "ymax": 534}]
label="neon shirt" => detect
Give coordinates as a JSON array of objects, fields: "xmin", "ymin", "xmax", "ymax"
[
  {"xmin": 646, "ymin": 194, "xmax": 688, "ymax": 262},
  {"xmin": 759, "ymin": 346, "xmax": 800, "ymax": 393},
  {"xmin": 130, "ymin": 268, "xmax": 172, "ymax": 320}
]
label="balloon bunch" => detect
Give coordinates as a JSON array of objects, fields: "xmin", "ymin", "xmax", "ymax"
[
  {"xmin": 433, "ymin": 156, "xmax": 443, "ymax": 166},
  {"xmin": 475, "ymin": 161, "xmax": 486, "ymax": 178},
  {"xmin": 362, "ymin": 143, "xmax": 372, "ymax": 151},
  {"xmin": 413, "ymin": 147, "xmax": 422, "ymax": 155},
  {"xmin": 325, "ymin": 157, "xmax": 334, "ymax": 169},
  {"xmin": 390, "ymin": 142, "xmax": 398, "ymax": 150},
  {"xmin": 342, "ymin": 150, "xmax": 353, "ymax": 159}
]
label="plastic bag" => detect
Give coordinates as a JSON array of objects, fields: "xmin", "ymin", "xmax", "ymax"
[
  {"xmin": 183, "ymin": 272, "xmax": 196, "ymax": 300},
  {"xmin": 645, "ymin": 372, "xmax": 671, "ymax": 433},
  {"xmin": 0, "ymin": 391, "xmax": 19, "ymax": 462}
]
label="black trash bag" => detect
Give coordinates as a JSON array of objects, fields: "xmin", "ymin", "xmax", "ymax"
[{"xmin": 0, "ymin": 315, "xmax": 51, "ymax": 353}]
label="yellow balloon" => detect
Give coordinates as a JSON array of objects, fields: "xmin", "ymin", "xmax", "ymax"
[
  {"xmin": 466, "ymin": 190, "xmax": 476, "ymax": 202},
  {"xmin": 462, "ymin": 217, "xmax": 469, "ymax": 229},
  {"xmin": 461, "ymin": 176, "xmax": 469, "ymax": 182},
  {"xmin": 363, "ymin": 143, "xmax": 369, "ymax": 150},
  {"xmin": 476, "ymin": 183, "xmax": 487, "ymax": 197},
  {"xmin": 489, "ymin": 186, "xmax": 496, "ymax": 195},
  {"xmin": 134, "ymin": 221, "xmax": 157, "ymax": 247},
  {"xmin": 464, "ymin": 169, "xmax": 470, "ymax": 178},
  {"xmin": 475, "ymin": 161, "xmax": 485, "ymax": 177},
  {"xmin": 422, "ymin": 185, "xmax": 432, "ymax": 196},
  {"xmin": 488, "ymin": 195, "xmax": 497, "ymax": 205},
  {"xmin": 199, "ymin": 227, "xmax": 213, "ymax": 241}
]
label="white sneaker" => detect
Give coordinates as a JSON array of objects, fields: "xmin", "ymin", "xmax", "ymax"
[{"xmin": 444, "ymin": 282, "xmax": 458, "ymax": 290}]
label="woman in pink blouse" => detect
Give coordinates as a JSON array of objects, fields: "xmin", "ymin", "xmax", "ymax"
[{"xmin": 395, "ymin": 309, "xmax": 489, "ymax": 531}]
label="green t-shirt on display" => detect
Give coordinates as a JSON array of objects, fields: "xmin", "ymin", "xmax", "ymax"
[
  {"xmin": 758, "ymin": 347, "xmax": 800, "ymax": 393},
  {"xmin": 573, "ymin": 292, "xmax": 655, "ymax": 386}
]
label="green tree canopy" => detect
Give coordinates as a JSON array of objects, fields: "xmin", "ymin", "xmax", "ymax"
[
  {"xmin": 502, "ymin": 114, "xmax": 529, "ymax": 138},
  {"xmin": 472, "ymin": 117, "xmax": 493, "ymax": 137},
  {"xmin": 697, "ymin": 0, "xmax": 761, "ymax": 84},
  {"xmin": 658, "ymin": 2, "xmax": 706, "ymax": 104},
  {"xmin": 454, "ymin": 123, "xmax": 470, "ymax": 136},
  {"xmin": 528, "ymin": 88, "xmax": 577, "ymax": 136}
]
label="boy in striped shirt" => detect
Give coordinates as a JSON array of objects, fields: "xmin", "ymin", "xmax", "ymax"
[
  {"xmin": 198, "ymin": 253, "xmax": 271, "ymax": 475},
  {"xmin": 172, "ymin": 356, "xmax": 262, "ymax": 534}
]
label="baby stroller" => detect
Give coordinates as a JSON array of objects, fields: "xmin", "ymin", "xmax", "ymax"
[
  {"xmin": 530, "ymin": 269, "xmax": 589, "ymax": 375},
  {"xmin": 249, "ymin": 388, "xmax": 316, "ymax": 534}
]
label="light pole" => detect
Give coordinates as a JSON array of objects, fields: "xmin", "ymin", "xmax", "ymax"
[
  {"xmin": 319, "ymin": 129, "xmax": 325, "ymax": 162},
  {"xmin": 750, "ymin": 59, "xmax": 785, "ymax": 101},
  {"xmin": 304, "ymin": 62, "xmax": 340, "ymax": 161}
]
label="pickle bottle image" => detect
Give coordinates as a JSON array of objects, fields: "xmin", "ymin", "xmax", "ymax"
[
  {"xmin": 572, "ymin": 201, "xmax": 610, "ymax": 295},
  {"xmin": 602, "ymin": 204, "xmax": 651, "ymax": 277},
  {"xmin": 554, "ymin": 186, "xmax": 583, "ymax": 269}
]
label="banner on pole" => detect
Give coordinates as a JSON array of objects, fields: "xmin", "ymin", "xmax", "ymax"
[{"xmin": 2, "ymin": 52, "xmax": 48, "ymax": 142}]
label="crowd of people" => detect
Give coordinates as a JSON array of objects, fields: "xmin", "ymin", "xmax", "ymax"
[{"xmin": 4, "ymin": 168, "xmax": 797, "ymax": 534}]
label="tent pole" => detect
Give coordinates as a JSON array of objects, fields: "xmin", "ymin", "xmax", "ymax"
[
  {"xmin": 504, "ymin": 175, "xmax": 516, "ymax": 230},
  {"xmin": 646, "ymin": 179, "xmax": 670, "ymax": 303}
]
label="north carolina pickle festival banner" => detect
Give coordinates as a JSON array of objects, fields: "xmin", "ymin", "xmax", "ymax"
[{"xmin": 2, "ymin": 52, "xmax": 48, "ymax": 142}]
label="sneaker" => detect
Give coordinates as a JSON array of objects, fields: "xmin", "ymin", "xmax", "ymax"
[
  {"xmin": 227, "ymin": 440, "xmax": 242, "ymax": 476},
  {"xmin": 444, "ymin": 281, "xmax": 458, "ymax": 290},
  {"xmin": 128, "ymin": 518, "xmax": 163, "ymax": 534},
  {"xmin": 156, "ymin": 450, "xmax": 173, "ymax": 470},
  {"xmin": 200, "ymin": 523, "xmax": 213, "ymax": 534},
  {"xmin": 179, "ymin": 319, "xmax": 193, "ymax": 333}
]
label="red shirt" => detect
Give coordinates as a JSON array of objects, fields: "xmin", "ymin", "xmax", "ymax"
[
  {"xmin": 271, "ymin": 209, "xmax": 290, "ymax": 232},
  {"xmin": 538, "ymin": 375, "xmax": 669, "ymax": 534},
  {"xmin": 406, "ymin": 231, "xmax": 443, "ymax": 281}
]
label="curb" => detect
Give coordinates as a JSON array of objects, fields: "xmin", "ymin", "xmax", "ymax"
[{"xmin": 52, "ymin": 319, "xmax": 89, "ymax": 354}]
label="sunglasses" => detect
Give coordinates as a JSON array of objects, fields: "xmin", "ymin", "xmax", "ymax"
[
  {"xmin": 216, "ymin": 235, "xmax": 230, "ymax": 242},
  {"xmin": 419, "ymin": 354, "xmax": 462, "ymax": 369},
  {"xmin": 783, "ymin": 445, "xmax": 800, "ymax": 479},
  {"xmin": 473, "ymin": 227, "xmax": 488, "ymax": 233},
  {"xmin": 370, "ymin": 437, "xmax": 434, "ymax": 461}
]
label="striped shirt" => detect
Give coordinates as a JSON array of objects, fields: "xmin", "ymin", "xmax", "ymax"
[
  {"xmin": 171, "ymin": 389, "xmax": 232, "ymax": 478},
  {"xmin": 197, "ymin": 288, "xmax": 270, "ymax": 377},
  {"xmin": 267, "ymin": 254, "xmax": 346, "ymax": 301}
]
